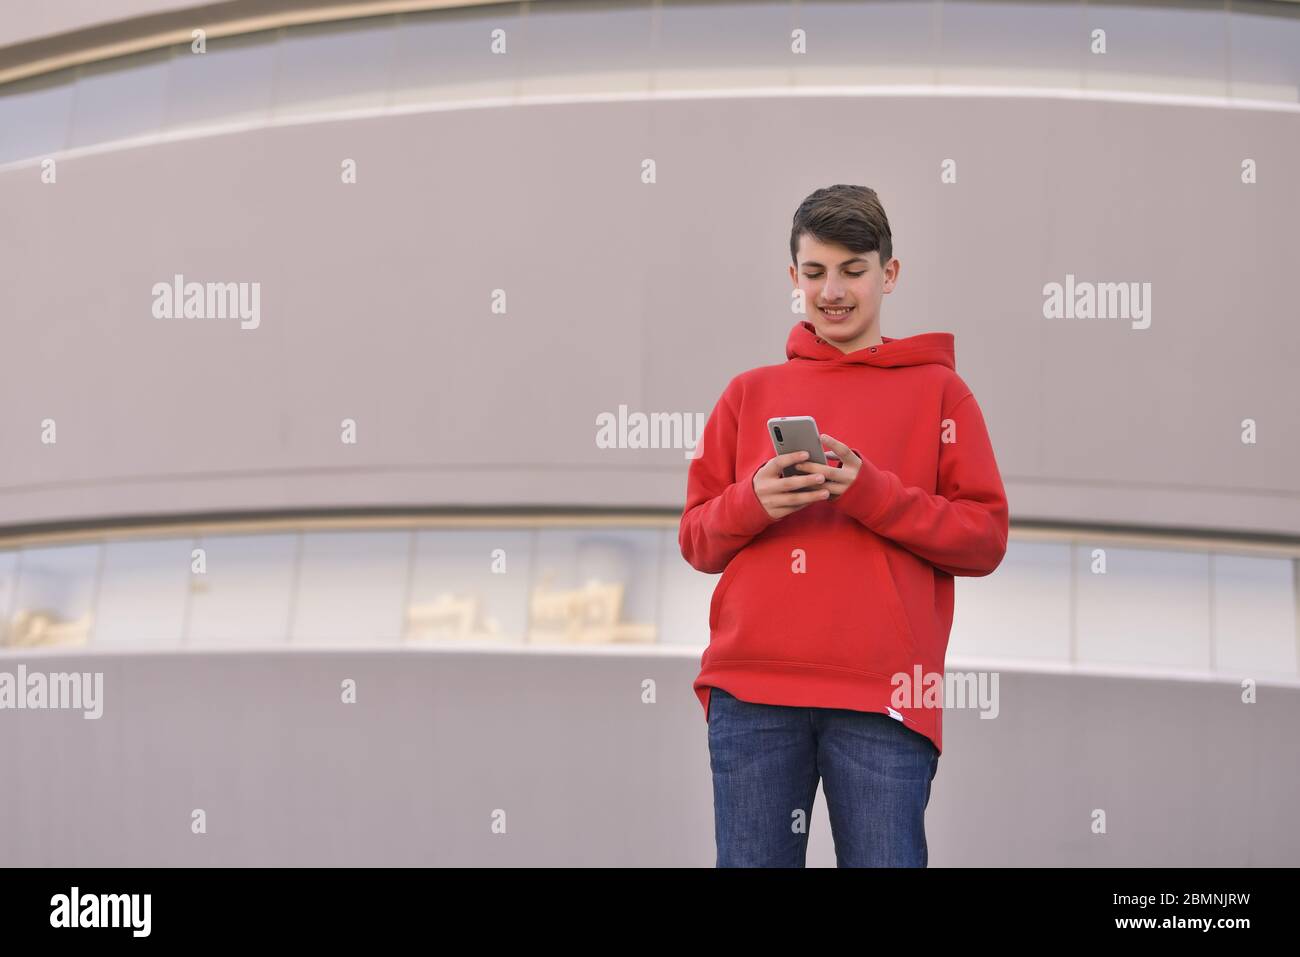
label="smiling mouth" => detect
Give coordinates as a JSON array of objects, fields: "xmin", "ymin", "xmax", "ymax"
[{"xmin": 819, "ymin": 305, "xmax": 855, "ymax": 320}]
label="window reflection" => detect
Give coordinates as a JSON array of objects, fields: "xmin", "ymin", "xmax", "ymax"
[
  {"xmin": 67, "ymin": 48, "xmax": 171, "ymax": 149},
  {"xmin": 272, "ymin": 16, "xmax": 396, "ymax": 117},
  {"xmin": 187, "ymin": 533, "xmax": 297, "ymax": 646},
  {"xmin": 4, "ymin": 543, "xmax": 100, "ymax": 649},
  {"xmin": 290, "ymin": 530, "xmax": 409, "ymax": 645},
  {"xmin": 164, "ymin": 30, "xmax": 276, "ymax": 131},
  {"xmin": 1075, "ymin": 545, "xmax": 1212, "ymax": 671},
  {"xmin": 0, "ymin": 550, "xmax": 19, "ymax": 646},
  {"xmin": 951, "ymin": 540, "xmax": 1072, "ymax": 662},
  {"xmin": 406, "ymin": 529, "xmax": 531, "ymax": 643},
  {"xmin": 529, "ymin": 528, "xmax": 658, "ymax": 645},
  {"xmin": 95, "ymin": 537, "xmax": 192, "ymax": 646},
  {"xmin": 658, "ymin": 527, "xmax": 713, "ymax": 647},
  {"xmin": 0, "ymin": 70, "xmax": 77, "ymax": 165},
  {"xmin": 0, "ymin": 525, "xmax": 1291, "ymax": 685},
  {"xmin": 1212, "ymin": 553, "xmax": 1298, "ymax": 678}
]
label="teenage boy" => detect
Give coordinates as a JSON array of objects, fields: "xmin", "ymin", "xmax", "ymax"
[{"xmin": 679, "ymin": 184, "xmax": 1009, "ymax": 867}]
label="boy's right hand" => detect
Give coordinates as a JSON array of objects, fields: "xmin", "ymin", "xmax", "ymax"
[{"xmin": 752, "ymin": 450, "xmax": 830, "ymax": 519}]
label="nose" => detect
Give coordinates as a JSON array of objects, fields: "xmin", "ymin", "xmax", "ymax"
[{"xmin": 821, "ymin": 276, "xmax": 847, "ymax": 301}]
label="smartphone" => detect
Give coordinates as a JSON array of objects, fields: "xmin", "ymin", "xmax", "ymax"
[{"xmin": 767, "ymin": 416, "xmax": 839, "ymax": 489}]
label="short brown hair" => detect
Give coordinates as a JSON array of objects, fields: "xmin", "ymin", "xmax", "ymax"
[{"xmin": 790, "ymin": 184, "xmax": 893, "ymax": 268}]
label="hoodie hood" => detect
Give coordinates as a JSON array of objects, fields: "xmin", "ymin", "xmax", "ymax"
[{"xmin": 785, "ymin": 319, "xmax": 955, "ymax": 370}]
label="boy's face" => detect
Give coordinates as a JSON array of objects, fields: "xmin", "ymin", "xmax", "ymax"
[{"xmin": 789, "ymin": 234, "xmax": 899, "ymax": 353}]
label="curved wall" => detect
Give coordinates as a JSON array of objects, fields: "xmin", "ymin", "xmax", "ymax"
[
  {"xmin": 2, "ymin": 0, "xmax": 1299, "ymax": 539},
  {"xmin": 2, "ymin": 91, "xmax": 1297, "ymax": 536},
  {"xmin": 0, "ymin": 0, "xmax": 213, "ymax": 49}
]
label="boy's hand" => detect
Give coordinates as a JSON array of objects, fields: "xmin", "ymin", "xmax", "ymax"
[
  {"xmin": 793, "ymin": 433, "xmax": 861, "ymax": 499},
  {"xmin": 752, "ymin": 450, "xmax": 831, "ymax": 519}
]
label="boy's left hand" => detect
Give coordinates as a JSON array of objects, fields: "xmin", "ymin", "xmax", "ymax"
[{"xmin": 794, "ymin": 433, "xmax": 861, "ymax": 499}]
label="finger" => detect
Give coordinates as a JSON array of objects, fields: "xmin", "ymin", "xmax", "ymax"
[
  {"xmin": 795, "ymin": 462, "xmax": 851, "ymax": 491},
  {"xmin": 776, "ymin": 471, "xmax": 827, "ymax": 492},
  {"xmin": 818, "ymin": 433, "xmax": 850, "ymax": 454},
  {"xmin": 762, "ymin": 450, "xmax": 811, "ymax": 475},
  {"xmin": 776, "ymin": 449, "xmax": 813, "ymax": 468},
  {"xmin": 775, "ymin": 484, "xmax": 832, "ymax": 501},
  {"xmin": 793, "ymin": 461, "xmax": 839, "ymax": 477},
  {"xmin": 819, "ymin": 433, "xmax": 860, "ymax": 463}
]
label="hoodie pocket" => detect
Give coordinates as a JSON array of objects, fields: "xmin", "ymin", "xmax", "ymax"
[
  {"xmin": 870, "ymin": 543, "xmax": 919, "ymax": 665},
  {"xmin": 707, "ymin": 531, "xmax": 918, "ymax": 678},
  {"xmin": 708, "ymin": 556, "xmax": 742, "ymax": 632}
]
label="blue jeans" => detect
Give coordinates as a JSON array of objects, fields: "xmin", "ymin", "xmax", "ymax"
[{"xmin": 707, "ymin": 687, "xmax": 940, "ymax": 867}]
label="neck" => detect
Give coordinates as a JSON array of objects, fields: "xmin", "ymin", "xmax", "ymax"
[{"xmin": 821, "ymin": 320, "xmax": 883, "ymax": 354}]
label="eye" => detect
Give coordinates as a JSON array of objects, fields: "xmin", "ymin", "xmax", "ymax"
[{"xmin": 804, "ymin": 271, "xmax": 866, "ymax": 279}]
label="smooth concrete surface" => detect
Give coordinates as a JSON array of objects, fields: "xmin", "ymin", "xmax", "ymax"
[{"xmin": 1, "ymin": 648, "xmax": 1296, "ymax": 865}]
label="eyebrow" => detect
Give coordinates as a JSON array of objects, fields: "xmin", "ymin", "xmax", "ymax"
[{"xmin": 801, "ymin": 258, "xmax": 869, "ymax": 268}]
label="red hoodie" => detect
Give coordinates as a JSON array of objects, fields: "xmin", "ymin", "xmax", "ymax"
[{"xmin": 679, "ymin": 320, "xmax": 1009, "ymax": 755}]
